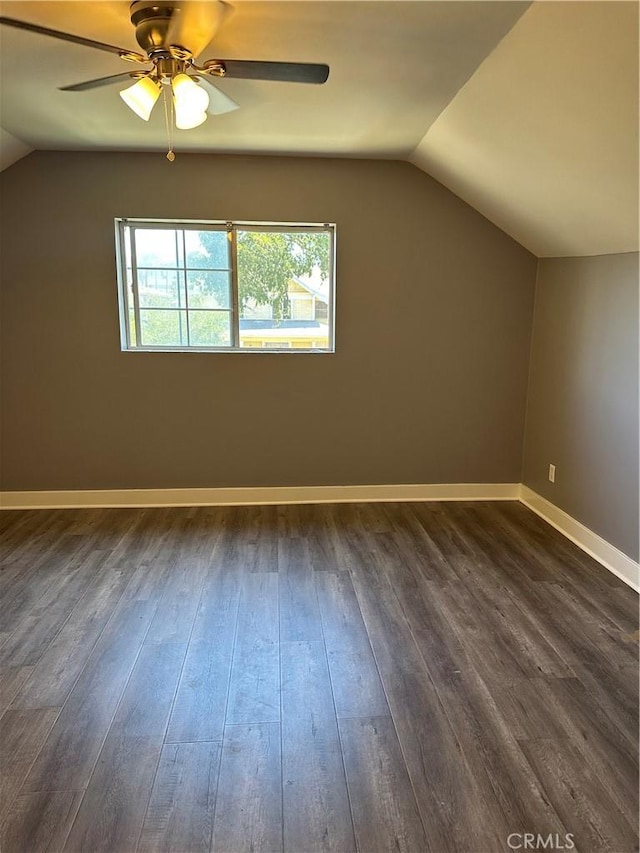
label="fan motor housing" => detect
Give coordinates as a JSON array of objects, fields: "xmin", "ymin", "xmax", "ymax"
[{"xmin": 130, "ymin": 1, "xmax": 182, "ymax": 52}]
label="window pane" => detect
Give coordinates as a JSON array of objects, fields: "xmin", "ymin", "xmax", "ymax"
[
  {"xmin": 137, "ymin": 269, "xmax": 185, "ymax": 308},
  {"xmin": 118, "ymin": 219, "xmax": 334, "ymax": 353},
  {"xmin": 140, "ymin": 310, "xmax": 187, "ymax": 346},
  {"xmin": 237, "ymin": 230, "xmax": 331, "ymax": 350},
  {"xmin": 188, "ymin": 311, "xmax": 231, "ymax": 347},
  {"xmin": 187, "ymin": 271, "xmax": 231, "ymax": 309},
  {"xmin": 135, "ymin": 229, "xmax": 182, "ymax": 268},
  {"xmin": 185, "ymin": 230, "xmax": 229, "ymax": 269}
]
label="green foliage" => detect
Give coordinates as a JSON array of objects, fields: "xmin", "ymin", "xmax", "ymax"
[
  {"xmin": 198, "ymin": 230, "xmax": 330, "ymax": 322},
  {"xmin": 139, "ymin": 309, "xmax": 229, "ymax": 347},
  {"xmin": 133, "ymin": 228, "xmax": 331, "ymax": 347},
  {"xmin": 139, "ymin": 309, "xmax": 185, "ymax": 346}
]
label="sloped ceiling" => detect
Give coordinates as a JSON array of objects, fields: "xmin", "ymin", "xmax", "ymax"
[
  {"xmin": 1, "ymin": 1, "xmax": 638, "ymax": 258},
  {"xmin": 0, "ymin": 127, "xmax": 32, "ymax": 170},
  {"xmin": 410, "ymin": 1, "xmax": 639, "ymax": 257}
]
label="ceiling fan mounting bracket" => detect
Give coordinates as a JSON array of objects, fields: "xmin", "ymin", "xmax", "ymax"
[
  {"xmin": 202, "ymin": 60, "xmax": 226, "ymax": 77},
  {"xmin": 154, "ymin": 57, "xmax": 190, "ymax": 81},
  {"xmin": 147, "ymin": 46, "xmax": 192, "ymax": 63},
  {"xmin": 119, "ymin": 50, "xmax": 149, "ymax": 64},
  {"xmin": 129, "ymin": 0, "xmax": 184, "ymax": 54},
  {"xmin": 168, "ymin": 46, "xmax": 192, "ymax": 61}
]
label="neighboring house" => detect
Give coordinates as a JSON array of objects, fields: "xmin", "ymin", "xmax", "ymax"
[
  {"xmin": 240, "ymin": 269, "xmax": 330, "ymax": 348},
  {"xmin": 239, "ymin": 319, "xmax": 329, "ymax": 349}
]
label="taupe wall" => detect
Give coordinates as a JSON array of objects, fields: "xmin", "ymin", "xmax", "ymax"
[
  {"xmin": 0, "ymin": 151, "xmax": 536, "ymax": 491},
  {"xmin": 523, "ymin": 253, "xmax": 639, "ymax": 560}
]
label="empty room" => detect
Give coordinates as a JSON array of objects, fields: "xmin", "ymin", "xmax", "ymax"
[{"xmin": 0, "ymin": 1, "xmax": 638, "ymax": 852}]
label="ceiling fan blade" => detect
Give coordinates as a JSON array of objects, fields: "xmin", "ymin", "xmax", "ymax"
[
  {"xmin": 165, "ymin": 1, "xmax": 232, "ymax": 59},
  {"xmin": 196, "ymin": 77, "xmax": 239, "ymax": 115},
  {"xmin": 0, "ymin": 16, "xmax": 147, "ymax": 61},
  {"xmin": 59, "ymin": 72, "xmax": 149, "ymax": 93},
  {"xmin": 214, "ymin": 59, "xmax": 329, "ymax": 85}
]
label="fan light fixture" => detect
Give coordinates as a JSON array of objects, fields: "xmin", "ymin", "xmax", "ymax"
[
  {"xmin": 0, "ymin": 0, "xmax": 330, "ymax": 162},
  {"xmin": 119, "ymin": 71, "xmax": 209, "ymax": 129},
  {"xmin": 172, "ymin": 72, "xmax": 209, "ymax": 129},
  {"xmin": 119, "ymin": 68, "xmax": 211, "ymax": 158},
  {"xmin": 119, "ymin": 76, "xmax": 161, "ymax": 121}
]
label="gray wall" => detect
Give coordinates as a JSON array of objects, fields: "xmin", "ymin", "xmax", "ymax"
[
  {"xmin": 523, "ymin": 253, "xmax": 639, "ymax": 560},
  {"xmin": 0, "ymin": 151, "xmax": 536, "ymax": 491}
]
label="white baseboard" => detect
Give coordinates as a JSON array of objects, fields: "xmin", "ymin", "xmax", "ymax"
[
  {"xmin": 519, "ymin": 485, "xmax": 639, "ymax": 592},
  {"xmin": 2, "ymin": 482, "xmax": 636, "ymax": 592},
  {"xmin": 0, "ymin": 482, "xmax": 520, "ymax": 510}
]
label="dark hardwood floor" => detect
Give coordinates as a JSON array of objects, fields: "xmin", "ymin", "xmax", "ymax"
[{"xmin": 0, "ymin": 501, "xmax": 637, "ymax": 853}]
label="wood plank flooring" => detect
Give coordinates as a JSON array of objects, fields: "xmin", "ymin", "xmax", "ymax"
[{"xmin": 0, "ymin": 501, "xmax": 637, "ymax": 853}]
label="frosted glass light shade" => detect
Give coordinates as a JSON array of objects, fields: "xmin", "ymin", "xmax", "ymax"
[
  {"xmin": 119, "ymin": 76, "xmax": 161, "ymax": 121},
  {"xmin": 172, "ymin": 73, "xmax": 209, "ymax": 130},
  {"xmin": 175, "ymin": 108, "xmax": 207, "ymax": 130}
]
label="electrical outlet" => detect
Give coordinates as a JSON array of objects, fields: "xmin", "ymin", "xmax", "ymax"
[{"xmin": 548, "ymin": 464, "xmax": 556, "ymax": 483}]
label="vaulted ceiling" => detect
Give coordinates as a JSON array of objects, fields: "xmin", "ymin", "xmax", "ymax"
[
  {"xmin": 1, "ymin": 1, "xmax": 637, "ymax": 258},
  {"xmin": 411, "ymin": 1, "xmax": 639, "ymax": 257}
]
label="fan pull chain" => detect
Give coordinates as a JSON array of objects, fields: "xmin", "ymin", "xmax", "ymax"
[{"xmin": 162, "ymin": 84, "xmax": 175, "ymax": 162}]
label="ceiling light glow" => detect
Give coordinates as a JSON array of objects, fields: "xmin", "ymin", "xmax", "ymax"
[
  {"xmin": 172, "ymin": 73, "xmax": 209, "ymax": 129},
  {"xmin": 119, "ymin": 76, "xmax": 161, "ymax": 121}
]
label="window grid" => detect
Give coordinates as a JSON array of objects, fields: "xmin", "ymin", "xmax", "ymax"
[
  {"xmin": 128, "ymin": 222, "xmax": 232, "ymax": 349},
  {"xmin": 116, "ymin": 219, "xmax": 335, "ymax": 353}
]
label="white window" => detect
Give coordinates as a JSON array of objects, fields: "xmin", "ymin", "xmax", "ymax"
[{"xmin": 115, "ymin": 219, "xmax": 336, "ymax": 353}]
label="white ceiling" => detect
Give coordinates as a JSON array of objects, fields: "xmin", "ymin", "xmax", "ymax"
[
  {"xmin": 0, "ymin": 1, "xmax": 527, "ymax": 155},
  {"xmin": 0, "ymin": 1, "xmax": 637, "ymax": 257},
  {"xmin": 411, "ymin": 1, "xmax": 640, "ymax": 257}
]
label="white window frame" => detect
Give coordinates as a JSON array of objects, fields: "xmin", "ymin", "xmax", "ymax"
[{"xmin": 115, "ymin": 218, "xmax": 336, "ymax": 354}]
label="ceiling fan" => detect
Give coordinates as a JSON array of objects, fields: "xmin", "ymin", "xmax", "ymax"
[{"xmin": 0, "ymin": 1, "xmax": 330, "ymax": 156}]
